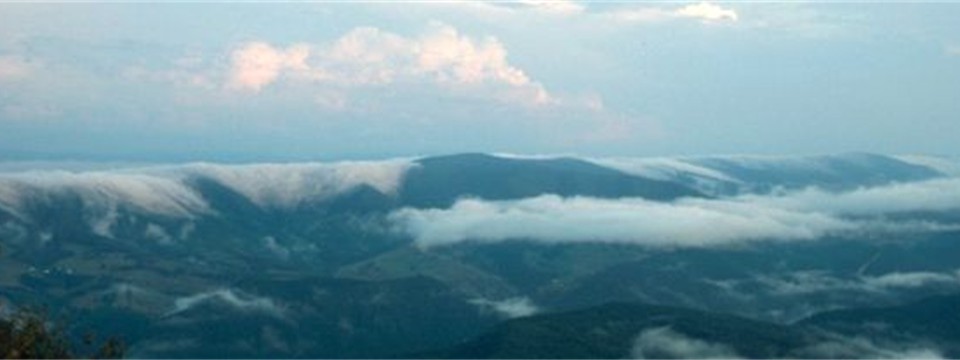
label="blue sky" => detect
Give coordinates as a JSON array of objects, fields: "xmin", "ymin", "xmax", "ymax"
[{"xmin": 0, "ymin": 2, "xmax": 958, "ymax": 161}]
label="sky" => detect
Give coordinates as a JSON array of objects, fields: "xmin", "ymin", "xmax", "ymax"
[{"xmin": 0, "ymin": 1, "xmax": 958, "ymax": 162}]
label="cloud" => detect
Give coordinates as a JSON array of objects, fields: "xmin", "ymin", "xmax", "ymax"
[
  {"xmin": 514, "ymin": 0, "xmax": 585, "ymax": 16},
  {"xmin": 754, "ymin": 270, "xmax": 960, "ymax": 296},
  {"xmin": 798, "ymin": 334, "xmax": 944, "ymax": 359},
  {"xmin": 389, "ymin": 176, "xmax": 960, "ymax": 248},
  {"xmin": 631, "ymin": 327, "xmax": 740, "ymax": 359},
  {"xmin": 745, "ymin": 178, "xmax": 960, "ymax": 216},
  {"xmin": 0, "ymin": 55, "xmax": 36, "ymax": 82},
  {"xmin": 896, "ymin": 155, "xmax": 960, "ymax": 177},
  {"xmin": 228, "ymin": 42, "xmax": 310, "ymax": 91},
  {"xmin": 675, "ymin": 2, "xmax": 739, "ymax": 22},
  {"xmin": 607, "ymin": 2, "xmax": 738, "ymax": 24},
  {"xmin": 166, "ymin": 289, "xmax": 283, "ymax": 318},
  {"xmin": 436, "ymin": 1, "xmax": 584, "ymax": 17},
  {"xmin": 0, "ymin": 159, "xmax": 416, "ymax": 232},
  {"xmin": 144, "ymin": 223, "xmax": 174, "ymax": 245},
  {"xmin": 262, "ymin": 236, "xmax": 290, "ymax": 259},
  {"xmin": 225, "ymin": 24, "xmax": 552, "ymax": 106},
  {"xmin": 0, "ymin": 170, "xmax": 211, "ymax": 222},
  {"xmin": 179, "ymin": 159, "xmax": 416, "ymax": 208},
  {"xmin": 470, "ymin": 297, "xmax": 539, "ymax": 319},
  {"xmin": 389, "ymin": 195, "xmax": 856, "ymax": 248}
]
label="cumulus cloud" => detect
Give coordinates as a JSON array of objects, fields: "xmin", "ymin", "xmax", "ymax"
[
  {"xmin": 390, "ymin": 195, "xmax": 856, "ymax": 248},
  {"xmin": 470, "ymin": 297, "xmax": 539, "ymax": 319},
  {"xmin": 225, "ymin": 24, "xmax": 552, "ymax": 106},
  {"xmin": 631, "ymin": 327, "xmax": 740, "ymax": 359},
  {"xmin": 165, "ymin": 289, "xmax": 283, "ymax": 318},
  {"xmin": 228, "ymin": 42, "xmax": 310, "ymax": 91},
  {"xmin": 675, "ymin": 2, "xmax": 739, "ymax": 22}
]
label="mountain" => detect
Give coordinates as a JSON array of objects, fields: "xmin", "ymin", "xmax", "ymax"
[
  {"xmin": 590, "ymin": 152, "xmax": 943, "ymax": 196},
  {"xmin": 398, "ymin": 153, "xmax": 704, "ymax": 208},
  {"xmin": 428, "ymin": 302, "xmax": 820, "ymax": 359},
  {"xmin": 801, "ymin": 293, "xmax": 960, "ymax": 358},
  {"xmin": 1, "ymin": 152, "xmax": 958, "ymax": 358}
]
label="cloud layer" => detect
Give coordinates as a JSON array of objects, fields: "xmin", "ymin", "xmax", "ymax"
[
  {"xmin": 389, "ymin": 177, "xmax": 960, "ymax": 248},
  {"xmin": 0, "ymin": 159, "xmax": 416, "ymax": 237},
  {"xmin": 751, "ymin": 269, "xmax": 960, "ymax": 296},
  {"xmin": 390, "ymin": 195, "xmax": 854, "ymax": 248}
]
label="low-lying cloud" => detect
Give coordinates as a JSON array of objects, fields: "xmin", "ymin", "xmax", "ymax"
[
  {"xmin": 0, "ymin": 171, "xmax": 211, "ymax": 221},
  {"xmin": 177, "ymin": 160, "xmax": 415, "ymax": 208},
  {"xmin": 753, "ymin": 270, "xmax": 960, "ymax": 296},
  {"xmin": 469, "ymin": 297, "xmax": 539, "ymax": 319},
  {"xmin": 0, "ymin": 160, "xmax": 416, "ymax": 238},
  {"xmin": 166, "ymin": 289, "xmax": 283, "ymax": 318},
  {"xmin": 0, "ymin": 159, "xmax": 415, "ymax": 219},
  {"xmin": 389, "ymin": 177, "xmax": 960, "ymax": 248},
  {"xmin": 631, "ymin": 327, "xmax": 740, "ymax": 359},
  {"xmin": 798, "ymin": 334, "xmax": 944, "ymax": 359},
  {"xmin": 745, "ymin": 178, "xmax": 960, "ymax": 216},
  {"xmin": 390, "ymin": 195, "xmax": 854, "ymax": 248}
]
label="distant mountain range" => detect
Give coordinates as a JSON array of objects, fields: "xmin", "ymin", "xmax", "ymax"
[{"xmin": 1, "ymin": 152, "xmax": 958, "ymax": 358}]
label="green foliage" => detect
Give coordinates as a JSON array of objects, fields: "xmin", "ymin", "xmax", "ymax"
[{"xmin": 0, "ymin": 304, "xmax": 124, "ymax": 359}]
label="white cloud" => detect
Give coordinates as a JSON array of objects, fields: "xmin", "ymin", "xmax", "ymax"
[
  {"xmin": 436, "ymin": 0, "xmax": 583, "ymax": 17},
  {"xmin": 262, "ymin": 235, "xmax": 290, "ymax": 259},
  {"xmin": 754, "ymin": 269, "xmax": 960, "ymax": 296},
  {"xmin": 606, "ymin": 2, "xmax": 738, "ymax": 24},
  {"xmin": 0, "ymin": 170, "xmax": 211, "ymax": 222},
  {"xmin": 631, "ymin": 327, "xmax": 740, "ymax": 359},
  {"xmin": 145, "ymin": 223, "xmax": 174, "ymax": 245},
  {"xmin": 225, "ymin": 24, "xmax": 553, "ymax": 106},
  {"xmin": 0, "ymin": 159, "xmax": 416, "ymax": 223},
  {"xmin": 745, "ymin": 178, "xmax": 960, "ymax": 216},
  {"xmin": 389, "ymin": 176, "xmax": 960, "ymax": 248},
  {"xmin": 389, "ymin": 195, "xmax": 856, "ymax": 248},
  {"xmin": 675, "ymin": 2, "xmax": 738, "ymax": 22},
  {"xmin": 470, "ymin": 297, "xmax": 539, "ymax": 319},
  {"xmin": 228, "ymin": 42, "xmax": 310, "ymax": 91},
  {"xmin": 179, "ymin": 159, "xmax": 416, "ymax": 208},
  {"xmin": 166, "ymin": 289, "xmax": 283, "ymax": 318},
  {"xmin": 515, "ymin": 0, "xmax": 585, "ymax": 16}
]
